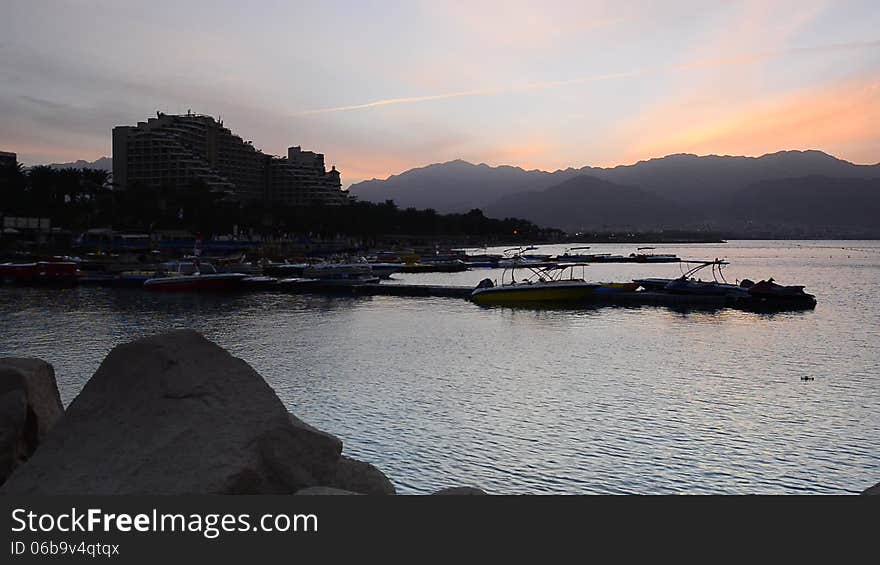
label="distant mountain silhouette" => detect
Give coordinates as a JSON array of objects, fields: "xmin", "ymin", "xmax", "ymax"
[
  {"xmin": 46, "ymin": 156, "xmax": 112, "ymax": 171},
  {"xmin": 350, "ymin": 159, "xmax": 584, "ymax": 212},
  {"xmin": 349, "ymin": 150, "xmax": 880, "ymax": 234},
  {"xmin": 717, "ymin": 176, "xmax": 880, "ymax": 234},
  {"xmin": 579, "ymin": 150, "xmax": 880, "ymax": 206},
  {"xmin": 350, "ymin": 150, "xmax": 879, "ymax": 209},
  {"xmin": 484, "ymin": 175, "xmax": 687, "ymax": 232}
]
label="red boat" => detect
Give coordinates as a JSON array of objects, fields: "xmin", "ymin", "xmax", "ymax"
[{"xmin": 0, "ymin": 261, "xmax": 80, "ymax": 286}]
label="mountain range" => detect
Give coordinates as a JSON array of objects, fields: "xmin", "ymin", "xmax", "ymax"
[
  {"xmin": 45, "ymin": 157, "xmax": 113, "ymax": 171},
  {"xmin": 349, "ymin": 151, "xmax": 880, "ymax": 235}
]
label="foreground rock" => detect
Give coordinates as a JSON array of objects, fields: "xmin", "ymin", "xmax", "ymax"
[
  {"xmin": 862, "ymin": 482, "xmax": 880, "ymax": 495},
  {"xmin": 1, "ymin": 330, "xmax": 394, "ymax": 495},
  {"xmin": 0, "ymin": 358, "xmax": 64, "ymax": 485}
]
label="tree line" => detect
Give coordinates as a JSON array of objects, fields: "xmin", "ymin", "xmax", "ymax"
[{"xmin": 0, "ymin": 165, "xmax": 559, "ymax": 242}]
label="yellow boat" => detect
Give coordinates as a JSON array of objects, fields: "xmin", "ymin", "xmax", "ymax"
[{"xmin": 471, "ymin": 261, "xmax": 637, "ymax": 305}]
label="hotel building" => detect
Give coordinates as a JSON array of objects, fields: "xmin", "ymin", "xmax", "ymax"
[{"xmin": 112, "ymin": 112, "xmax": 348, "ymax": 206}]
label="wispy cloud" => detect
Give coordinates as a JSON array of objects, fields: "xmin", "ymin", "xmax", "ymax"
[{"xmin": 292, "ymin": 39, "xmax": 880, "ymax": 117}]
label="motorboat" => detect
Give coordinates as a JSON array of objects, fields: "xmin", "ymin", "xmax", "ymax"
[
  {"xmin": 143, "ymin": 261, "xmax": 247, "ymax": 291},
  {"xmin": 366, "ymin": 262, "xmax": 404, "ymax": 279},
  {"xmin": 633, "ymin": 260, "xmax": 816, "ymax": 309},
  {"xmin": 553, "ymin": 246, "xmax": 594, "ymax": 262},
  {"xmin": 401, "ymin": 260, "xmax": 469, "ymax": 273},
  {"xmin": 0, "ymin": 260, "xmax": 80, "ymax": 286},
  {"xmin": 302, "ymin": 263, "xmax": 380, "ymax": 284},
  {"xmin": 471, "ymin": 261, "xmax": 635, "ymax": 305},
  {"xmin": 628, "ymin": 248, "xmax": 680, "ymax": 263},
  {"xmin": 634, "ymin": 260, "xmax": 747, "ymax": 297}
]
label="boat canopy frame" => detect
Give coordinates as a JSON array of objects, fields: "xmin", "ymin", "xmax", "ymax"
[
  {"xmin": 675, "ymin": 259, "xmax": 730, "ymax": 283},
  {"xmin": 497, "ymin": 261, "xmax": 591, "ymax": 287}
]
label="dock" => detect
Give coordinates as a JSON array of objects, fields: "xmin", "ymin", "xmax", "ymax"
[{"xmin": 266, "ymin": 282, "xmax": 815, "ymax": 311}]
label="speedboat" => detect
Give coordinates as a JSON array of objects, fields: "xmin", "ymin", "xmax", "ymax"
[
  {"xmin": 302, "ymin": 263, "xmax": 380, "ymax": 284},
  {"xmin": 634, "ymin": 260, "xmax": 747, "ymax": 297},
  {"xmin": 366, "ymin": 262, "xmax": 403, "ymax": 279},
  {"xmin": 0, "ymin": 260, "xmax": 80, "ymax": 286},
  {"xmin": 471, "ymin": 262, "xmax": 637, "ymax": 305},
  {"xmin": 143, "ymin": 261, "xmax": 247, "ymax": 291},
  {"xmin": 628, "ymin": 248, "xmax": 680, "ymax": 263}
]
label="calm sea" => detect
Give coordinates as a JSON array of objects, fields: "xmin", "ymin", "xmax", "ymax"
[{"xmin": 1, "ymin": 240, "xmax": 878, "ymax": 494}]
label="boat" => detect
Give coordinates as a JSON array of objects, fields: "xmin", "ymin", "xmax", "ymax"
[
  {"xmin": 471, "ymin": 261, "xmax": 638, "ymax": 305},
  {"xmin": 0, "ymin": 260, "xmax": 80, "ymax": 286},
  {"xmin": 627, "ymin": 248, "xmax": 680, "ymax": 263},
  {"xmin": 497, "ymin": 247, "xmax": 557, "ymax": 268},
  {"xmin": 277, "ymin": 263, "xmax": 380, "ymax": 292},
  {"xmin": 401, "ymin": 260, "xmax": 469, "ymax": 273},
  {"xmin": 634, "ymin": 260, "xmax": 816, "ymax": 309},
  {"xmin": 634, "ymin": 260, "xmax": 747, "ymax": 297},
  {"xmin": 143, "ymin": 261, "xmax": 247, "ymax": 291},
  {"xmin": 366, "ymin": 262, "xmax": 404, "ymax": 279},
  {"xmin": 262, "ymin": 261, "xmax": 309, "ymax": 278},
  {"xmin": 302, "ymin": 263, "xmax": 380, "ymax": 284},
  {"xmin": 553, "ymin": 246, "xmax": 596, "ymax": 262},
  {"xmin": 739, "ymin": 278, "xmax": 817, "ymax": 310}
]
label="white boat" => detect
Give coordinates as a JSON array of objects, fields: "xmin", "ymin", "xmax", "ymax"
[{"xmin": 143, "ymin": 261, "xmax": 248, "ymax": 291}]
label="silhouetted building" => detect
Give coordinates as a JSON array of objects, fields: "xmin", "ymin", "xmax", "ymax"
[
  {"xmin": 112, "ymin": 112, "xmax": 348, "ymax": 205},
  {"xmin": 267, "ymin": 147, "xmax": 347, "ymax": 206},
  {"xmin": 0, "ymin": 151, "xmax": 17, "ymax": 168}
]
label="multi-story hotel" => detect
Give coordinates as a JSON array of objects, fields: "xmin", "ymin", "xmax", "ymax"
[{"xmin": 112, "ymin": 112, "xmax": 348, "ymax": 206}]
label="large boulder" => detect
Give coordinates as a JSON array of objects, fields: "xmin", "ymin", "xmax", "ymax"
[
  {"xmin": 330, "ymin": 455, "xmax": 396, "ymax": 495},
  {"xmin": 0, "ymin": 358, "xmax": 64, "ymax": 484},
  {"xmin": 0, "ymin": 330, "xmax": 392, "ymax": 495},
  {"xmin": 862, "ymin": 482, "xmax": 880, "ymax": 495}
]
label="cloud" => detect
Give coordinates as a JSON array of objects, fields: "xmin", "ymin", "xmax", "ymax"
[{"xmin": 292, "ymin": 39, "xmax": 880, "ymax": 116}]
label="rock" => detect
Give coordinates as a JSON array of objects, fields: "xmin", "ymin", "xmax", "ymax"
[
  {"xmin": 330, "ymin": 455, "xmax": 396, "ymax": 495},
  {"xmin": 432, "ymin": 486, "xmax": 489, "ymax": 495},
  {"xmin": 862, "ymin": 482, "xmax": 880, "ymax": 495},
  {"xmin": 0, "ymin": 358, "xmax": 64, "ymax": 484},
  {"xmin": 0, "ymin": 331, "xmax": 366, "ymax": 494},
  {"xmin": 295, "ymin": 486, "xmax": 361, "ymax": 495}
]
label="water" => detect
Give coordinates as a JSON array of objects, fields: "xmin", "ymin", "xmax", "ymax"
[{"xmin": 1, "ymin": 240, "xmax": 878, "ymax": 494}]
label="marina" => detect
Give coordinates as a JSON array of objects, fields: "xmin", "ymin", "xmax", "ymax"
[
  {"xmin": 1, "ymin": 240, "xmax": 877, "ymax": 495},
  {"xmin": 0, "ymin": 242, "xmax": 816, "ymax": 310}
]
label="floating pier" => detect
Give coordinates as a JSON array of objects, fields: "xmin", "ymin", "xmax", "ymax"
[{"xmin": 266, "ymin": 282, "xmax": 815, "ymax": 311}]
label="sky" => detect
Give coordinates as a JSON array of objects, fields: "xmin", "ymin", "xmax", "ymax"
[{"xmin": 1, "ymin": 0, "xmax": 879, "ymax": 186}]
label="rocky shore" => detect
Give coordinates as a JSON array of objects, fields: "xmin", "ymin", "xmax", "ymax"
[{"xmin": 0, "ymin": 330, "xmax": 485, "ymax": 495}]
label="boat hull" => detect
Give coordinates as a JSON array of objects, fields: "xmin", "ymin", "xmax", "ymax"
[
  {"xmin": 143, "ymin": 273, "xmax": 247, "ymax": 292},
  {"xmin": 471, "ymin": 283, "xmax": 600, "ymax": 305}
]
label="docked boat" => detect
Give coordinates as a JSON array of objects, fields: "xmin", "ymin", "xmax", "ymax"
[
  {"xmin": 553, "ymin": 246, "xmax": 595, "ymax": 262},
  {"xmin": 0, "ymin": 260, "xmax": 80, "ymax": 286},
  {"xmin": 471, "ymin": 262, "xmax": 636, "ymax": 305},
  {"xmin": 634, "ymin": 260, "xmax": 816, "ymax": 309},
  {"xmin": 366, "ymin": 262, "xmax": 404, "ymax": 279},
  {"xmin": 302, "ymin": 263, "xmax": 380, "ymax": 284},
  {"xmin": 276, "ymin": 263, "xmax": 380, "ymax": 292},
  {"xmin": 634, "ymin": 260, "xmax": 746, "ymax": 296},
  {"xmin": 143, "ymin": 261, "xmax": 247, "ymax": 291},
  {"xmin": 401, "ymin": 260, "xmax": 469, "ymax": 273},
  {"xmin": 627, "ymin": 248, "xmax": 680, "ymax": 263},
  {"xmin": 739, "ymin": 278, "xmax": 817, "ymax": 310}
]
